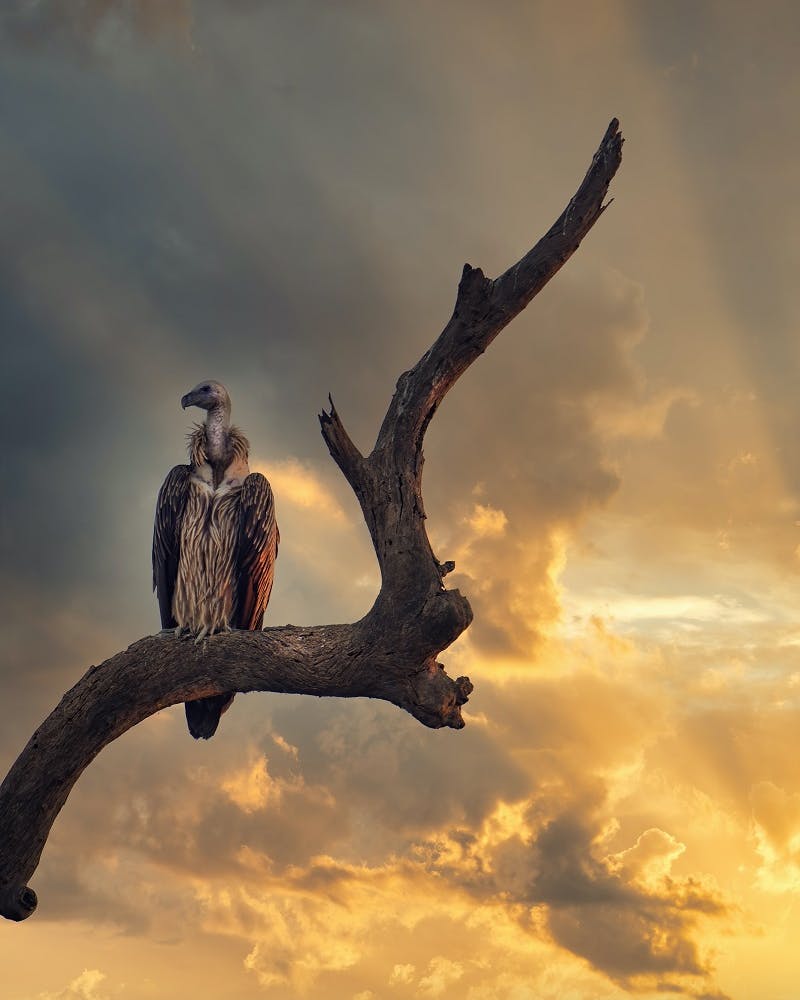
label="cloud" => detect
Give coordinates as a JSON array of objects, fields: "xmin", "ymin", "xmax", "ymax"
[
  {"xmin": 423, "ymin": 267, "xmax": 685, "ymax": 660},
  {"xmin": 389, "ymin": 963, "xmax": 415, "ymax": 985},
  {"xmin": 257, "ymin": 458, "xmax": 348, "ymax": 523},
  {"xmin": 4, "ymin": 3, "xmax": 800, "ymax": 999},
  {"xmin": 414, "ymin": 793, "xmax": 730, "ymax": 996},
  {"xmin": 751, "ymin": 781, "xmax": 800, "ymax": 892},
  {"xmin": 205, "ymin": 862, "xmax": 448, "ymax": 993},
  {"xmin": 35, "ymin": 969, "xmax": 110, "ymax": 1000},
  {"xmin": 531, "ymin": 812, "xmax": 727, "ymax": 990},
  {"xmin": 607, "ymin": 827, "xmax": 687, "ymax": 887},
  {"xmin": 17, "ymin": 643, "xmax": 732, "ymax": 996},
  {"xmin": 418, "ymin": 957, "xmax": 464, "ymax": 997},
  {"xmin": 184, "ymin": 783, "xmax": 729, "ymax": 998},
  {"xmin": 464, "ymin": 503, "xmax": 508, "ymax": 539},
  {"xmin": 221, "ymin": 755, "xmax": 282, "ymax": 814}
]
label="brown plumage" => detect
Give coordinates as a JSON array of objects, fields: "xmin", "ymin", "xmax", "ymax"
[{"xmin": 153, "ymin": 381, "xmax": 279, "ymax": 739}]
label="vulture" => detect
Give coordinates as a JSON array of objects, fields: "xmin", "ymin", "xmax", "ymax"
[{"xmin": 153, "ymin": 380, "xmax": 279, "ymax": 739}]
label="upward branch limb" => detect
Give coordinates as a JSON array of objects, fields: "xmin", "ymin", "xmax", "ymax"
[{"xmin": 0, "ymin": 119, "xmax": 622, "ymax": 921}]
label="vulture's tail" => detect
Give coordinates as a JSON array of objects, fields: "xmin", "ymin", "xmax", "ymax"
[{"xmin": 185, "ymin": 693, "xmax": 235, "ymax": 739}]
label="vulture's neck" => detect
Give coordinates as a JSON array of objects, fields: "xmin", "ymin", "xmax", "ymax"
[{"xmin": 204, "ymin": 404, "xmax": 232, "ymax": 484}]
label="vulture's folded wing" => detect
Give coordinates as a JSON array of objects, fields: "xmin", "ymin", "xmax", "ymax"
[
  {"xmin": 152, "ymin": 464, "xmax": 192, "ymax": 629},
  {"xmin": 236, "ymin": 472, "xmax": 279, "ymax": 630}
]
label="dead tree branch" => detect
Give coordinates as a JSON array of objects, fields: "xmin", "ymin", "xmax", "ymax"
[{"xmin": 0, "ymin": 119, "xmax": 623, "ymax": 921}]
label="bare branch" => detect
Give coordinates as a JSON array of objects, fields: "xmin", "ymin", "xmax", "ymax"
[{"xmin": 0, "ymin": 119, "xmax": 623, "ymax": 921}]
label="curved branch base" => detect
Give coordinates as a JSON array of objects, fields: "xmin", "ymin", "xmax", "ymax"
[{"xmin": 0, "ymin": 602, "xmax": 474, "ymax": 922}]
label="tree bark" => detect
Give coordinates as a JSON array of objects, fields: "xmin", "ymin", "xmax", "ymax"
[{"xmin": 0, "ymin": 119, "xmax": 623, "ymax": 922}]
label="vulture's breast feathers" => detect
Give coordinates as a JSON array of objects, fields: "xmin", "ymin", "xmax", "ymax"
[{"xmin": 172, "ymin": 426, "xmax": 252, "ymax": 635}]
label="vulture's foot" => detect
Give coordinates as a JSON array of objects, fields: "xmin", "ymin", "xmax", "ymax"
[{"xmin": 193, "ymin": 624, "xmax": 233, "ymax": 644}]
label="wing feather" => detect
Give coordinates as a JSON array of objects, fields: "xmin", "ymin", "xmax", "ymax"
[
  {"xmin": 235, "ymin": 472, "xmax": 279, "ymax": 630},
  {"xmin": 152, "ymin": 464, "xmax": 192, "ymax": 629}
]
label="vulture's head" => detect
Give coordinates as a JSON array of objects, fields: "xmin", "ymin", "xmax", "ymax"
[{"xmin": 181, "ymin": 380, "xmax": 231, "ymax": 413}]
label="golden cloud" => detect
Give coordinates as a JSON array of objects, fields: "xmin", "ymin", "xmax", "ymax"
[
  {"xmin": 252, "ymin": 457, "xmax": 348, "ymax": 523},
  {"xmin": 222, "ymin": 756, "xmax": 281, "ymax": 814},
  {"xmin": 34, "ymin": 969, "xmax": 111, "ymax": 1000},
  {"xmin": 751, "ymin": 780, "xmax": 800, "ymax": 893}
]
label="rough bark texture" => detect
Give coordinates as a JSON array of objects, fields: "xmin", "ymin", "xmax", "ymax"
[{"xmin": 0, "ymin": 119, "xmax": 623, "ymax": 922}]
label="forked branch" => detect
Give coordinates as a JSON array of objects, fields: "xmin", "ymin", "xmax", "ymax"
[{"xmin": 0, "ymin": 119, "xmax": 623, "ymax": 921}]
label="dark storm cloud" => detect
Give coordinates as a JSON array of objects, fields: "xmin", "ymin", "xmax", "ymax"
[
  {"xmin": 418, "ymin": 792, "xmax": 730, "ymax": 996},
  {"xmin": 531, "ymin": 809, "xmax": 727, "ymax": 988},
  {"xmin": 390, "ymin": 673, "xmax": 734, "ymax": 996},
  {"xmin": 0, "ymin": 0, "xmax": 457, "ymax": 625}
]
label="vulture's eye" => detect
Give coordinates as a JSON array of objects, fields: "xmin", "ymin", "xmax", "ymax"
[{"xmin": 200, "ymin": 384, "xmax": 211, "ymax": 392}]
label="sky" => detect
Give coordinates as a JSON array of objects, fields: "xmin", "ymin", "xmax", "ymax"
[{"xmin": 1, "ymin": 1, "xmax": 799, "ymax": 998}]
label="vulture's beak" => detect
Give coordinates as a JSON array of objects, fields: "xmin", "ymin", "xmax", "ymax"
[{"xmin": 181, "ymin": 393, "xmax": 192, "ymax": 410}]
